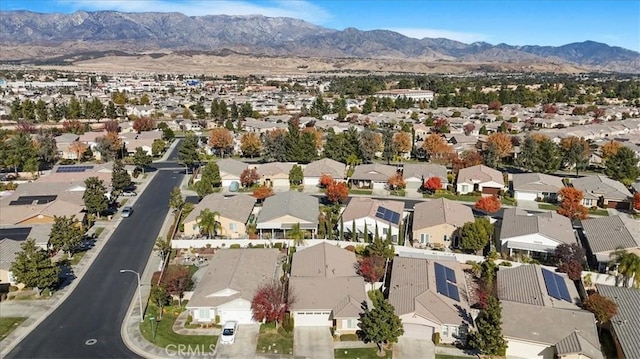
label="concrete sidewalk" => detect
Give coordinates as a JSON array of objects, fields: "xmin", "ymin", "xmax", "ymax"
[{"xmin": 154, "ymin": 139, "xmax": 180, "ymax": 163}]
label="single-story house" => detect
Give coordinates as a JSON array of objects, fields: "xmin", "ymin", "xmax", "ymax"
[
  {"xmin": 187, "ymin": 248, "xmax": 281, "ymax": 324},
  {"xmin": 341, "ymin": 198, "xmax": 404, "ymax": 243},
  {"xmin": 581, "ymin": 215, "xmax": 640, "ymax": 270},
  {"xmin": 255, "ymin": 162, "xmax": 295, "ymax": 189},
  {"xmin": 571, "ymin": 175, "xmax": 633, "ymax": 209},
  {"xmin": 0, "ymin": 225, "xmax": 53, "ymax": 286},
  {"xmin": 456, "ymin": 165, "xmax": 504, "ymax": 195},
  {"xmin": 498, "ymin": 265, "xmax": 602, "ymax": 359},
  {"xmin": 596, "ymin": 284, "xmax": 640, "ymax": 359},
  {"xmin": 412, "ymin": 198, "xmax": 475, "ymax": 249},
  {"xmin": 302, "ymin": 158, "xmax": 346, "ymax": 187},
  {"xmin": 499, "ymin": 208, "xmax": 576, "ymax": 259},
  {"xmin": 388, "ymin": 257, "xmax": 473, "ymax": 344},
  {"xmin": 216, "ymin": 158, "xmax": 248, "ymax": 189},
  {"xmin": 289, "ymin": 242, "xmax": 367, "ymax": 334},
  {"xmin": 120, "ymin": 131, "xmax": 162, "ymax": 156},
  {"xmin": 256, "ymin": 191, "xmax": 319, "ymax": 239},
  {"xmin": 350, "ymin": 164, "xmax": 399, "ymax": 190},
  {"xmin": 181, "ymin": 194, "xmax": 255, "ymax": 238},
  {"xmin": 511, "ymin": 173, "xmax": 565, "ymax": 202},
  {"xmin": 402, "ymin": 163, "xmax": 448, "ymax": 193}
]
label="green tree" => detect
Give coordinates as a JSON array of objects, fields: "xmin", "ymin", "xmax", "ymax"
[
  {"xmin": 7, "ymin": 132, "xmax": 36, "ymax": 173},
  {"xmin": 150, "ymin": 285, "xmax": 170, "ymax": 320},
  {"xmin": 289, "ymin": 164, "xmax": 304, "ymax": 186},
  {"xmin": 162, "ymin": 127, "xmax": 175, "ymax": 142},
  {"xmin": 155, "ymin": 236, "xmax": 172, "ymax": 261},
  {"xmin": 48, "ymin": 215, "xmax": 84, "ymax": 258},
  {"xmin": 196, "ymin": 208, "xmax": 221, "ymax": 238},
  {"xmin": 24, "ymin": 157, "xmax": 39, "ymax": 178},
  {"xmin": 67, "ymin": 97, "xmax": 82, "ymax": 119},
  {"xmin": 11, "ymin": 239, "xmax": 60, "ymax": 293},
  {"xmin": 178, "ymin": 134, "xmax": 199, "ymax": 170},
  {"xmin": 561, "ymin": 137, "xmax": 590, "ymax": 177},
  {"xmin": 105, "ymin": 101, "xmax": 118, "ymax": 119},
  {"xmin": 468, "ymin": 296, "xmax": 507, "ymax": 356},
  {"xmin": 36, "ymin": 133, "xmax": 58, "ymax": 166},
  {"xmin": 483, "ymin": 142, "xmax": 499, "ymax": 169},
  {"xmin": 605, "ymin": 147, "xmax": 640, "ymax": 186},
  {"xmin": 358, "ymin": 130, "xmax": 380, "ymax": 164},
  {"xmin": 169, "ymin": 187, "xmax": 184, "ymax": 212},
  {"xmin": 288, "ymin": 222, "xmax": 306, "ymax": 247},
  {"xmin": 151, "ymin": 138, "xmax": 166, "ymax": 157},
  {"xmin": 382, "ymin": 127, "xmax": 394, "ymax": 165},
  {"xmin": 610, "ymin": 249, "xmax": 640, "ymax": 288},
  {"xmin": 111, "ymin": 159, "xmax": 132, "ymax": 195},
  {"xmin": 195, "ymin": 161, "xmax": 221, "ymax": 198},
  {"xmin": 459, "ymin": 218, "xmax": 493, "ymax": 253},
  {"xmin": 357, "ymin": 290, "xmax": 404, "ymax": 356},
  {"xmin": 35, "ymin": 99, "xmax": 48, "ymax": 122},
  {"xmin": 366, "ymin": 235, "xmax": 395, "ymax": 260},
  {"xmin": 21, "ymin": 99, "xmax": 36, "ymax": 121},
  {"xmin": 83, "ymin": 177, "xmax": 108, "ymax": 218},
  {"xmin": 133, "ymin": 147, "xmax": 152, "ymax": 173}
]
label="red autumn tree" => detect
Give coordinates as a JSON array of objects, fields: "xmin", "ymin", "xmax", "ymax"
[
  {"xmin": 488, "ymin": 100, "xmax": 502, "ymax": 111},
  {"xmin": 583, "ymin": 293, "xmax": 618, "ymax": 327},
  {"xmin": 16, "ymin": 121, "xmax": 37, "ymax": 134},
  {"xmin": 387, "ymin": 173, "xmax": 406, "ymax": 190},
  {"xmin": 423, "ymin": 176, "xmax": 442, "ymax": 193},
  {"xmin": 62, "ymin": 120, "xmax": 85, "ymax": 134},
  {"xmin": 133, "ymin": 117, "xmax": 156, "ymax": 132},
  {"xmin": 240, "ymin": 168, "xmax": 260, "ymax": 188},
  {"xmin": 159, "ymin": 265, "xmax": 193, "ymax": 305},
  {"xmin": 251, "ymin": 280, "xmax": 292, "ymax": 327},
  {"xmin": 543, "ymin": 104, "xmax": 558, "ymax": 114},
  {"xmin": 103, "ymin": 119, "xmax": 119, "ymax": 133},
  {"xmin": 253, "ymin": 185, "xmax": 274, "ymax": 202},
  {"xmin": 557, "ymin": 261, "xmax": 583, "ymax": 281},
  {"xmin": 325, "ymin": 181, "xmax": 348, "ymax": 204},
  {"xmin": 633, "ymin": 192, "xmax": 640, "ymax": 211},
  {"xmin": 557, "ymin": 187, "xmax": 589, "ymax": 220},
  {"xmin": 475, "ymin": 196, "xmax": 501, "ymax": 214},
  {"xmin": 463, "ymin": 123, "xmax": 476, "ymax": 136},
  {"xmin": 319, "ymin": 174, "xmax": 334, "ymax": 188},
  {"xmin": 356, "ymin": 255, "xmax": 386, "ymax": 283}
]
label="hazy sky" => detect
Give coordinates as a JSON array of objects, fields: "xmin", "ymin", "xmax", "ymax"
[{"xmin": 3, "ymin": 0, "xmax": 639, "ymax": 51}]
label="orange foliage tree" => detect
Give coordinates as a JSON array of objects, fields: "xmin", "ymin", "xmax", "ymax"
[
  {"xmin": 240, "ymin": 168, "xmax": 260, "ymax": 188},
  {"xmin": 422, "ymin": 133, "xmax": 451, "ymax": 164},
  {"xmin": 601, "ymin": 140, "xmax": 621, "ymax": 160},
  {"xmin": 302, "ymin": 127, "xmax": 323, "ymax": 150},
  {"xmin": 393, "ymin": 132, "xmax": 411, "ymax": 156},
  {"xmin": 325, "ymin": 180, "xmax": 348, "ymax": 204},
  {"xmin": 133, "ymin": 117, "xmax": 156, "ymax": 132},
  {"xmin": 475, "ymin": 196, "xmax": 501, "ymax": 214},
  {"xmin": 423, "ymin": 176, "xmax": 442, "ymax": 193},
  {"xmin": 452, "ymin": 150, "xmax": 483, "ymax": 172},
  {"xmin": 62, "ymin": 120, "xmax": 85, "ymax": 135},
  {"xmin": 486, "ymin": 133, "xmax": 513, "ymax": 160},
  {"xmin": 69, "ymin": 142, "xmax": 88, "ymax": 163},
  {"xmin": 319, "ymin": 174, "xmax": 334, "ymax": 188},
  {"xmin": 253, "ymin": 185, "xmax": 274, "ymax": 202},
  {"xmin": 557, "ymin": 187, "xmax": 589, "ymax": 220},
  {"xmin": 633, "ymin": 192, "xmax": 640, "ymax": 211},
  {"xmin": 240, "ymin": 132, "xmax": 262, "ymax": 158},
  {"xmin": 387, "ymin": 173, "xmax": 406, "ymax": 193},
  {"xmin": 208, "ymin": 128, "xmax": 234, "ymax": 157}
]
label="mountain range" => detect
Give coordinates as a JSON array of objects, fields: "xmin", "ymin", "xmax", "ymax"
[{"xmin": 1, "ymin": 10, "xmax": 639, "ymax": 73}]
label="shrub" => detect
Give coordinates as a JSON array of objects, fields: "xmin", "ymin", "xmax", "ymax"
[
  {"xmin": 345, "ymin": 245, "xmax": 356, "ymax": 252},
  {"xmin": 215, "ymin": 315, "xmax": 220, "ymax": 324},
  {"xmin": 186, "ymin": 315, "xmax": 193, "ymax": 325},
  {"xmin": 9, "ymin": 285, "xmax": 18, "ymax": 292},
  {"xmin": 273, "ymin": 242, "xmax": 283, "ymax": 249},
  {"xmin": 254, "ymin": 244, "xmax": 265, "ymax": 248},
  {"xmin": 229, "ymin": 244, "xmax": 241, "ymax": 249},
  {"xmin": 282, "ymin": 314, "xmax": 294, "ymax": 333},
  {"xmin": 499, "ymin": 261, "xmax": 512, "ymax": 267},
  {"xmin": 340, "ymin": 334, "xmax": 359, "ymax": 341},
  {"xmin": 433, "ymin": 332, "xmax": 440, "ymax": 345}
]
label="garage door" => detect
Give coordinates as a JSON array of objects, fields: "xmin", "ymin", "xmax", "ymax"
[
  {"xmin": 402, "ymin": 324, "xmax": 434, "ymax": 340},
  {"xmin": 515, "ymin": 191, "xmax": 537, "ymax": 201},
  {"xmin": 219, "ymin": 309, "xmax": 255, "ymax": 324},
  {"xmin": 293, "ymin": 312, "xmax": 331, "ymax": 327},
  {"xmin": 607, "ymin": 201, "xmax": 630, "ymax": 210}
]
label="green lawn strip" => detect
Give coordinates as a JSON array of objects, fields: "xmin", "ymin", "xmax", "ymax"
[
  {"xmin": 350, "ymin": 189, "xmax": 373, "ymax": 195},
  {"xmin": 69, "ymin": 251, "xmax": 86, "ymax": 266},
  {"xmin": 501, "ymin": 197, "xmax": 517, "ymax": 206},
  {"xmin": 588, "ymin": 209, "xmax": 609, "ymax": 216},
  {"xmin": 334, "ymin": 347, "xmax": 392, "ymax": 359},
  {"xmin": 424, "ymin": 192, "xmax": 480, "ymax": 202},
  {"xmin": 538, "ymin": 203, "xmax": 558, "ymax": 210},
  {"xmin": 435, "ymin": 355, "xmax": 474, "ymax": 359},
  {"xmin": 139, "ymin": 304, "xmax": 217, "ymax": 352},
  {"xmin": 93, "ymin": 227, "xmax": 105, "ymax": 237},
  {"xmin": 0, "ymin": 317, "xmax": 27, "ymax": 340},
  {"xmin": 538, "ymin": 203, "xmax": 609, "ymax": 216},
  {"xmin": 256, "ymin": 322, "xmax": 293, "ymax": 355}
]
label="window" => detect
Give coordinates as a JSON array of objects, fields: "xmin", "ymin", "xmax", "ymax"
[
  {"xmin": 442, "ymin": 325, "xmax": 449, "ymax": 336},
  {"xmin": 346, "ymin": 319, "xmax": 356, "ymax": 328},
  {"xmin": 382, "ymin": 227, "xmax": 388, "ymax": 235},
  {"xmin": 461, "ymin": 185, "xmax": 469, "ymax": 192},
  {"xmin": 229, "ymin": 223, "xmax": 237, "ymax": 232},
  {"xmin": 198, "ymin": 308, "xmax": 211, "ymax": 320},
  {"xmin": 450, "ymin": 326, "xmax": 458, "ymax": 336},
  {"xmin": 420, "ymin": 233, "xmax": 430, "ymax": 244}
]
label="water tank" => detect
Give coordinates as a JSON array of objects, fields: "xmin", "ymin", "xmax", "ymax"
[{"xmin": 229, "ymin": 181, "xmax": 239, "ymax": 192}]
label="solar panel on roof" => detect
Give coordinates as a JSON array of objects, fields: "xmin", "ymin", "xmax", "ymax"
[
  {"xmin": 434, "ymin": 262, "xmax": 460, "ymax": 302},
  {"xmin": 558, "ymin": 279, "xmax": 572, "ymax": 302},
  {"xmin": 56, "ymin": 165, "xmax": 94, "ymax": 173},
  {"xmin": 434, "ymin": 263, "xmax": 448, "ymax": 295},
  {"xmin": 0, "ymin": 227, "xmax": 32, "ymax": 242},
  {"xmin": 391, "ymin": 212, "xmax": 400, "ymax": 224},
  {"xmin": 445, "ymin": 266, "xmax": 457, "ymax": 284},
  {"xmin": 447, "ymin": 283, "xmax": 460, "ymax": 302},
  {"xmin": 542, "ymin": 269, "xmax": 562, "ymax": 300}
]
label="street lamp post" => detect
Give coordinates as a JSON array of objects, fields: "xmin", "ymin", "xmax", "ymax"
[{"xmin": 120, "ymin": 269, "xmax": 144, "ymax": 322}]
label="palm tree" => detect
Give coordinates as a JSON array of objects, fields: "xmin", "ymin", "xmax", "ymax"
[
  {"xmin": 610, "ymin": 248, "xmax": 640, "ymax": 287},
  {"xmin": 289, "ymin": 222, "xmax": 306, "ymax": 247},
  {"xmin": 196, "ymin": 209, "xmax": 221, "ymax": 238},
  {"xmin": 154, "ymin": 236, "xmax": 171, "ymax": 260}
]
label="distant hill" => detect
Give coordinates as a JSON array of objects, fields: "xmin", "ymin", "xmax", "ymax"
[{"xmin": 1, "ymin": 10, "xmax": 638, "ymax": 73}]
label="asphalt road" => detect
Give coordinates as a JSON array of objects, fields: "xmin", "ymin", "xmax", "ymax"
[{"xmin": 7, "ymin": 166, "xmax": 184, "ymax": 358}]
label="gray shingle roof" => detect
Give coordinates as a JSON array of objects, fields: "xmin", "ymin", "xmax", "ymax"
[
  {"xmin": 350, "ymin": 163, "xmax": 398, "ymax": 182},
  {"xmin": 596, "ymin": 285, "xmax": 640, "ymax": 359},
  {"xmin": 457, "ymin": 164, "xmax": 504, "ymax": 186},
  {"xmin": 291, "ymin": 242, "xmax": 357, "ymax": 278},
  {"xmin": 187, "ymin": 248, "xmax": 280, "ymax": 308},
  {"xmin": 512, "ymin": 172, "xmax": 564, "ymax": 193},
  {"xmin": 581, "ymin": 215, "xmax": 640, "ymax": 255},
  {"xmin": 256, "ymin": 191, "xmax": 319, "ymax": 228},
  {"xmin": 499, "ymin": 208, "xmax": 576, "ymax": 246},
  {"xmin": 571, "ymin": 175, "xmax": 632, "ymax": 201},
  {"xmin": 183, "ymin": 194, "xmax": 255, "ymax": 225},
  {"xmin": 340, "ymin": 198, "xmax": 404, "ymax": 227},
  {"xmin": 303, "ymin": 158, "xmax": 346, "ymax": 178},
  {"xmin": 0, "ymin": 239, "xmax": 24, "ymax": 271},
  {"xmin": 401, "ymin": 163, "xmax": 448, "ymax": 183},
  {"xmin": 216, "ymin": 158, "xmax": 248, "ymax": 177},
  {"xmin": 497, "ymin": 264, "xmax": 581, "ymax": 309},
  {"xmin": 555, "ymin": 330, "xmax": 604, "ymax": 359},
  {"xmin": 412, "ymin": 198, "xmax": 474, "ymax": 230}
]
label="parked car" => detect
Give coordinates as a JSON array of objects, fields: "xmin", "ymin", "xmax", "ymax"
[
  {"xmin": 220, "ymin": 321, "xmax": 238, "ymax": 345},
  {"xmin": 121, "ymin": 206, "xmax": 133, "ymax": 218},
  {"xmin": 121, "ymin": 191, "xmax": 137, "ymax": 197}
]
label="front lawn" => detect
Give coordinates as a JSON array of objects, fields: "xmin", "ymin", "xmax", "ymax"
[
  {"xmin": 435, "ymin": 355, "xmax": 474, "ymax": 359},
  {"xmin": 0, "ymin": 317, "xmax": 26, "ymax": 340},
  {"xmin": 424, "ymin": 192, "xmax": 481, "ymax": 202},
  {"xmin": 139, "ymin": 303, "xmax": 217, "ymax": 352},
  {"xmin": 538, "ymin": 203, "xmax": 609, "ymax": 216},
  {"xmin": 350, "ymin": 189, "xmax": 373, "ymax": 195},
  {"xmin": 256, "ymin": 322, "xmax": 293, "ymax": 355},
  {"xmin": 334, "ymin": 347, "xmax": 392, "ymax": 359}
]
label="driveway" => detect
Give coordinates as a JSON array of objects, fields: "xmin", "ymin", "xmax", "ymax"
[
  {"xmin": 393, "ymin": 337, "xmax": 435, "ymax": 359},
  {"xmin": 215, "ymin": 323, "xmax": 260, "ymax": 359},
  {"xmin": 294, "ymin": 327, "xmax": 334, "ymax": 359}
]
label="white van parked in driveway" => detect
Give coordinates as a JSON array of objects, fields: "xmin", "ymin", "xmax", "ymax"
[{"xmin": 220, "ymin": 321, "xmax": 238, "ymax": 345}]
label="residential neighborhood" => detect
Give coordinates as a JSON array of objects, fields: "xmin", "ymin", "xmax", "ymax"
[{"xmin": 1, "ymin": 70, "xmax": 639, "ymax": 359}]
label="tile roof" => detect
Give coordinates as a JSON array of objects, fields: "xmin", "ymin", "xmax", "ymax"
[
  {"xmin": 303, "ymin": 158, "xmax": 346, "ymax": 178},
  {"xmin": 571, "ymin": 175, "xmax": 632, "ymax": 201},
  {"xmin": 501, "ymin": 301, "xmax": 600, "ymax": 356},
  {"xmin": 256, "ymin": 162, "xmax": 294, "ymax": 178},
  {"xmin": 512, "ymin": 172, "xmax": 564, "ymax": 193},
  {"xmin": 555, "ymin": 330, "xmax": 604, "ymax": 359},
  {"xmin": 499, "ymin": 208, "xmax": 576, "ymax": 246},
  {"xmin": 256, "ymin": 191, "xmax": 319, "ymax": 228},
  {"xmin": 216, "ymin": 158, "xmax": 248, "ymax": 178},
  {"xmin": 596, "ymin": 285, "xmax": 640, "ymax": 359},
  {"xmin": 457, "ymin": 165, "xmax": 504, "ymax": 186},
  {"xmin": 401, "ymin": 163, "xmax": 448, "ymax": 183},
  {"xmin": 183, "ymin": 194, "xmax": 255, "ymax": 225},
  {"xmin": 289, "ymin": 276, "xmax": 366, "ymax": 313},
  {"xmin": 412, "ymin": 198, "xmax": 474, "ymax": 230},
  {"xmin": 187, "ymin": 248, "xmax": 280, "ymax": 308},
  {"xmin": 581, "ymin": 215, "xmax": 640, "ymax": 255},
  {"xmin": 350, "ymin": 163, "xmax": 398, "ymax": 182},
  {"xmin": 291, "ymin": 242, "xmax": 358, "ymax": 278},
  {"xmin": 0, "ymin": 238, "xmax": 24, "ymax": 271},
  {"xmin": 497, "ymin": 264, "xmax": 581, "ymax": 309},
  {"xmin": 340, "ymin": 198, "xmax": 404, "ymax": 227},
  {"xmin": 388, "ymin": 257, "xmax": 472, "ymax": 326}
]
